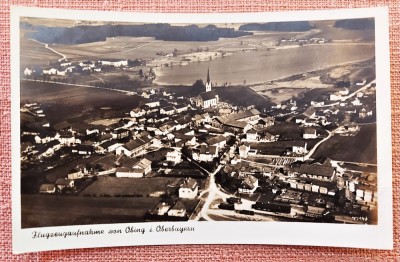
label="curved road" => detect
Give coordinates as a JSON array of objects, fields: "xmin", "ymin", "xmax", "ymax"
[{"xmin": 30, "ymin": 39, "xmax": 67, "ymax": 62}]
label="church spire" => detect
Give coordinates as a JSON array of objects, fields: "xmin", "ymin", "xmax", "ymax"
[{"xmin": 205, "ymin": 68, "xmax": 212, "ymax": 92}]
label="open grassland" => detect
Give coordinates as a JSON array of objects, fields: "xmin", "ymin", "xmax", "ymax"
[
  {"xmin": 81, "ymin": 177, "xmax": 182, "ymax": 197},
  {"xmin": 20, "ymin": 80, "xmax": 140, "ymax": 107},
  {"xmin": 216, "ymin": 85, "xmax": 274, "ymax": 110},
  {"xmin": 312, "ymin": 123, "xmax": 377, "ymax": 164},
  {"xmin": 20, "ymin": 37, "xmax": 61, "ymax": 67},
  {"xmin": 20, "ymin": 80, "xmax": 142, "ymax": 127},
  {"xmin": 21, "ymin": 195, "xmax": 159, "ymax": 228}
]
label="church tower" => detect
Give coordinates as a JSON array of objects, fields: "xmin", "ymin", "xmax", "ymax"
[{"xmin": 205, "ymin": 68, "xmax": 212, "ymax": 92}]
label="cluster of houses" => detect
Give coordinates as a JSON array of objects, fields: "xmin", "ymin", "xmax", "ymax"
[
  {"xmin": 22, "ymin": 67, "xmax": 377, "ymax": 223},
  {"xmin": 23, "ymin": 58, "xmax": 146, "ymax": 77},
  {"xmin": 276, "ymin": 37, "xmax": 326, "ymax": 47}
]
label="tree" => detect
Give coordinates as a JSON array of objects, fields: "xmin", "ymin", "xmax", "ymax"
[{"xmin": 192, "ymin": 79, "xmax": 205, "ymax": 94}]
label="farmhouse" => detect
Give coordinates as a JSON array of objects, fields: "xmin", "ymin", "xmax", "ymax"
[
  {"xmin": 179, "ymin": 178, "xmax": 199, "ymax": 199},
  {"xmin": 238, "ymin": 175, "xmax": 259, "ymax": 194},
  {"xmin": 116, "ymin": 137, "xmax": 151, "ymax": 157},
  {"xmin": 55, "ymin": 178, "xmax": 74, "ymax": 191},
  {"xmin": 71, "ymin": 145, "xmax": 94, "ymax": 155},
  {"xmin": 231, "ymin": 109, "xmax": 260, "ymax": 123},
  {"xmin": 205, "ymin": 135, "xmax": 227, "ymax": 150},
  {"xmin": 67, "ymin": 167, "xmax": 85, "ymax": 180},
  {"xmin": 116, "ymin": 158, "xmax": 152, "ymax": 178},
  {"xmin": 151, "ymin": 201, "xmax": 187, "ymax": 218},
  {"xmin": 303, "ymin": 107, "xmax": 316, "ymax": 118},
  {"xmin": 193, "ymin": 145, "xmax": 218, "ymax": 162},
  {"xmin": 160, "ymin": 106, "xmax": 175, "ymax": 115},
  {"xmin": 166, "ymin": 150, "xmax": 182, "ymax": 165},
  {"xmin": 292, "ymin": 141, "xmax": 308, "ymax": 155},
  {"xmin": 39, "ymin": 184, "xmax": 56, "ymax": 194},
  {"xmin": 303, "ymin": 128, "xmax": 317, "ymax": 139},
  {"xmin": 295, "ymin": 164, "xmax": 336, "ymax": 181}
]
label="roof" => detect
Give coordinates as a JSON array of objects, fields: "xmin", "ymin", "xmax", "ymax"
[
  {"xmin": 180, "ymin": 178, "xmax": 198, "ymax": 190},
  {"xmin": 39, "ymin": 184, "xmax": 56, "ymax": 192},
  {"xmin": 99, "ymin": 140, "xmax": 119, "ymax": 149},
  {"xmin": 230, "ymin": 109, "xmax": 260, "ymax": 121},
  {"xmin": 199, "ymin": 145, "xmax": 217, "ymax": 155},
  {"xmin": 161, "ymin": 106, "xmax": 175, "ymax": 112},
  {"xmin": 205, "ymin": 135, "xmax": 226, "ymax": 146},
  {"xmin": 73, "ymin": 144, "xmax": 94, "ymax": 152},
  {"xmin": 292, "ymin": 141, "xmax": 307, "ymax": 147},
  {"xmin": 304, "ymin": 128, "xmax": 316, "ymax": 135},
  {"xmin": 224, "ymin": 119, "xmax": 248, "ymax": 129},
  {"xmin": 297, "ymin": 164, "xmax": 335, "ymax": 178},
  {"xmin": 123, "ymin": 137, "xmax": 150, "ymax": 151},
  {"xmin": 116, "ymin": 167, "xmax": 144, "ymax": 174},
  {"xmin": 134, "ymin": 158, "xmax": 152, "ymax": 169},
  {"xmin": 55, "ymin": 178, "xmax": 73, "ymax": 186},
  {"xmin": 242, "ymin": 175, "xmax": 258, "ymax": 190},
  {"xmin": 199, "ymin": 90, "xmax": 218, "ymax": 101},
  {"xmin": 303, "ymin": 107, "xmax": 316, "ymax": 117},
  {"xmin": 310, "ymin": 156, "xmax": 331, "ymax": 166}
]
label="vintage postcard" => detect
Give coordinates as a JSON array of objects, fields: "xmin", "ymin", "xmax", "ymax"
[{"xmin": 11, "ymin": 6, "xmax": 392, "ymax": 253}]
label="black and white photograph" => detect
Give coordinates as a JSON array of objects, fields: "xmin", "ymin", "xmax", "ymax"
[{"xmin": 11, "ymin": 7, "xmax": 393, "ymax": 253}]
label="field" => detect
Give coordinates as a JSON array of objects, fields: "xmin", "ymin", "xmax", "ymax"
[
  {"xmin": 265, "ymin": 122, "xmax": 329, "ymax": 139},
  {"xmin": 312, "ymin": 123, "xmax": 377, "ymax": 164},
  {"xmin": 20, "ymin": 36, "xmax": 61, "ymax": 67},
  {"xmin": 249, "ymin": 139, "xmax": 322, "ymax": 155},
  {"xmin": 20, "ymin": 80, "xmax": 142, "ymax": 125},
  {"xmin": 81, "ymin": 177, "xmax": 183, "ymax": 197},
  {"xmin": 21, "ymin": 195, "xmax": 159, "ymax": 228},
  {"xmin": 216, "ymin": 85, "xmax": 274, "ymax": 110}
]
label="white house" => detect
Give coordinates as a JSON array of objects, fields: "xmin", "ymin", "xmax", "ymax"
[
  {"xmin": 292, "ymin": 141, "xmax": 308, "ymax": 155},
  {"xmin": 39, "ymin": 184, "xmax": 56, "ymax": 194},
  {"xmin": 303, "ymin": 128, "xmax": 317, "ymax": 139},
  {"xmin": 178, "ymin": 178, "xmax": 199, "ymax": 199},
  {"xmin": 166, "ymin": 150, "xmax": 182, "ymax": 165},
  {"xmin": 238, "ymin": 175, "xmax": 259, "ymax": 194},
  {"xmin": 116, "ymin": 158, "xmax": 152, "ymax": 178}
]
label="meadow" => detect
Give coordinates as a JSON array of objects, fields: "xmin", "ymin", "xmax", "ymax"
[
  {"xmin": 312, "ymin": 123, "xmax": 377, "ymax": 164},
  {"xmin": 21, "ymin": 195, "xmax": 159, "ymax": 228}
]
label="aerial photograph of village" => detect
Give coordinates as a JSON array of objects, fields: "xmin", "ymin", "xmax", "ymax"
[{"xmin": 19, "ymin": 16, "xmax": 378, "ymax": 228}]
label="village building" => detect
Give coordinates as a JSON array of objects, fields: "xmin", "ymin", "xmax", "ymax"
[
  {"xmin": 178, "ymin": 178, "xmax": 199, "ymax": 199},
  {"xmin": 238, "ymin": 175, "xmax": 259, "ymax": 194},
  {"xmin": 193, "ymin": 145, "xmax": 218, "ymax": 162},
  {"xmin": 291, "ymin": 141, "xmax": 308, "ymax": 155},
  {"xmin": 194, "ymin": 69, "xmax": 219, "ymax": 108},
  {"xmin": 71, "ymin": 144, "xmax": 94, "ymax": 155},
  {"xmin": 112, "ymin": 129, "xmax": 130, "ymax": 140},
  {"xmin": 130, "ymin": 108, "xmax": 146, "ymax": 118},
  {"xmin": 151, "ymin": 201, "xmax": 187, "ymax": 218},
  {"xmin": 204, "ymin": 135, "xmax": 227, "ymax": 151},
  {"xmin": 67, "ymin": 167, "xmax": 85, "ymax": 180},
  {"xmin": 116, "ymin": 158, "xmax": 152, "ymax": 178},
  {"xmin": 39, "ymin": 184, "xmax": 56, "ymax": 194},
  {"xmin": 166, "ymin": 150, "xmax": 182, "ymax": 165},
  {"xmin": 303, "ymin": 128, "xmax": 317, "ymax": 139},
  {"xmin": 55, "ymin": 178, "xmax": 75, "ymax": 191},
  {"xmin": 115, "ymin": 136, "xmax": 151, "ymax": 157}
]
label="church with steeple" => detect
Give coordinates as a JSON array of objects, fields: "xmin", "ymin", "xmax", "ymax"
[{"xmin": 194, "ymin": 69, "xmax": 219, "ymax": 108}]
